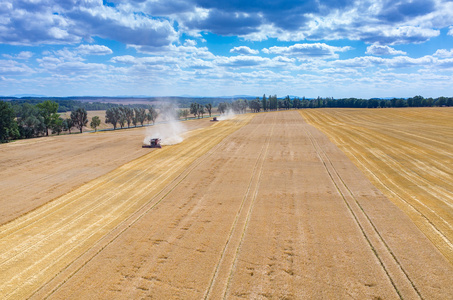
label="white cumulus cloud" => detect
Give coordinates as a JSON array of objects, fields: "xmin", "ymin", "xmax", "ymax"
[{"xmin": 366, "ymin": 45, "xmax": 407, "ymax": 56}]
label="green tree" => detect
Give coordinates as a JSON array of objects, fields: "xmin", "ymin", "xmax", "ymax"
[
  {"xmin": 190, "ymin": 102, "xmax": 200, "ymax": 118},
  {"xmin": 71, "ymin": 108, "xmax": 88, "ymax": 133},
  {"xmin": 181, "ymin": 109, "xmax": 189, "ymax": 120},
  {"xmin": 124, "ymin": 107, "xmax": 134, "ymax": 127},
  {"xmin": 0, "ymin": 101, "xmax": 19, "ymax": 142},
  {"xmin": 136, "ymin": 108, "xmax": 147, "ymax": 126},
  {"xmin": 90, "ymin": 116, "xmax": 101, "ymax": 132},
  {"xmin": 199, "ymin": 105, "xmax": 206, "ymax": 118},
  {"xmin": 147, "ymin": 106, "xmax": 158, "ymax": 125},
  {"xmin": 15, "ymin": 103, "xmax": 45, "ymax": 138},
  {"xmin": 51, "ymin": 117, "xmax": 64, "ymax": 135},
  {"xmin": 63, "ymin": 118, "xmax": 74, "ymax": 134},
  {"xmin": 217, "ymin": 102, "xmax": 228, "ymax": 114},
  {"xmin": 36, "ymin": 100, "xmax": 59, "ymax": 136},
  {"xmin": 205, "ymin": 103, "xmax": 212, "ymax": 117},
  {"xmin": 262, "ymin": 94, "xmax": 268, "ymax": 111},
  {"xmin": 105, "ymin": 107, "xmax": 120, "ymax": 129}
]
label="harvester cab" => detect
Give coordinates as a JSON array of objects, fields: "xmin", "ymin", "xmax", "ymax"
[{"xmin": 143, "ymin": 138, "xmax": 162, "ymax": 148}]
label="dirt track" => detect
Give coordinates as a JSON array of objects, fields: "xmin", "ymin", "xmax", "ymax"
[{"xmin": 1, "ymin": 111, "xmax": 452, "ymax": 299}]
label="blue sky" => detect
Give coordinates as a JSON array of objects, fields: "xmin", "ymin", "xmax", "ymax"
[{"xmin": 1, "ymin": 0, "xmax": 453, "ymax": 98}]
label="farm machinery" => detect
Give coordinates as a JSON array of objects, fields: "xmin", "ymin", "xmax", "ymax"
[
  {"xmin": 210, "ymin": 117, "xmax": 219, "ymax": 122},
  {"xmin": 143, "ymin": 138, "xmax": 162, "ymax": 148}
]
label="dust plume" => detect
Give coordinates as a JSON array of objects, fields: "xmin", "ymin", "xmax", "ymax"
[
  {"xmin": 143, "ymin": 102, "xmax": 187, "ymax": 146},
  {"xmin": 218, "ymin": 108, "xmax": 236, "ymax": 121}
]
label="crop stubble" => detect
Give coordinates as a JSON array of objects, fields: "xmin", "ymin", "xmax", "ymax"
[
  {"xmin": 0, "ymin": 110, "xmax": 452, "ymax": 299},
  {"xmin": 299, "ymin": 108, "xmax": 453, "ymax": 265}
]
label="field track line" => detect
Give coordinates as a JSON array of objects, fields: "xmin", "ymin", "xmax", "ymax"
[
  {"xmin": 300, "ymin": 109, "xmax": 453, "ymax": 263},
  {"xmin": 0, "ymin": 116, "xmax": 253, "ymax": 299},
  {"xmin": 302, "ymin": 123, "xmax": 423, "ymax": 300},
  {"xmin": 203, "ymin": 113, "xmax": 276, "ymax": 300},
  {"xmin": 29, "ymin": 115, "xmax": 255, "ymax": 299}
]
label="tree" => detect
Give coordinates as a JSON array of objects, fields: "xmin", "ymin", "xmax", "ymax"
[
  {"xmin": 262, "ymin": 94, "xmax": 268, "ymax": 111},
  {"xmin": 71, "ymin": 108, "xmax": 88, "ymax": 133},
  {"xmin": 249, "ymin": 98, "xmax": 261, "ymax": 113},
  {"xmin": 181, "ymin": 109, "xmax": 189, "ymax": 120},
  {"xmin": 15, "ymin": 103, "xmax": 45, "ymax": 138},
  {"xmin": 199, "ymin": 105, "xmax": 206, "ymax": 118},
  {"xmin": 51, "ymin": 117, "xmax": 64, "ymax": 135},
  {"xmin": 124, "ymin": 107, "xmax": 134, "ymax": 127},
  {"xmin": 217, "ymin": 102, "xmax": 228, "ymax": 114},
  {"xmin": 136, "ymin": 108, "xmax": 147, "ymax": 126},
  {"xmin": 118, "ymin": 107, "xmax": 127, "ymax": 129},
  {"xmin": 147, "ymin": 106, "xmax": 158, "ymax": 125},
  {"xmin": 105, "ymin": 107, "xmax": 120, "ymax": 129},
  {"xmin": 36, "ymin": 100, "xmax": 59, "ymax": 136},
  {"xmin": 90, "ymin": 116, "xmax": 101, "ymax": 132},
  {"xmin": 63, "ymin": 118, "xmax": 74, "ymax": 134},
  {"xmin": 0, "ymin": 101, "xmax": 19, "ymax": 142},
  {"xmin": 205, "ymin": 103, "xmax": 212, "ymax": 117},
  {"xmin": 190, "ymin": 102, "xmax": 200, "ymax": 118}
]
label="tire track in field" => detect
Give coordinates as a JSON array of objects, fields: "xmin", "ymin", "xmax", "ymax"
[
  {"xmin": 203, "ymin": 113, "xmax": 276, "ymax": 300},
  {"xmin": 302, "ymin": 124, "xmax": 422, "ymax": 300},
  {"xmin": 31, "ymin": 115, "xmax": 255, "ymax": 300},
  {"xmin": 300, "ymin": 109, "xmax": 453, "ymax": 264},
  {"xmin": 0, "ymin": 116, "xmax": 253, "ymax": 299}
]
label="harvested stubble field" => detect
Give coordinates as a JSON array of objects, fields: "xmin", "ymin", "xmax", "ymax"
[
  {"xmin": 300, "ymin": 107, "xmax": 453, "ymax": 265},
  {"xmin": 0, "ymin": 110, "xmax": 452, "ymax": 299}
]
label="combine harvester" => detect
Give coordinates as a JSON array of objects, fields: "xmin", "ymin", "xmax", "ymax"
[
  {"xmin": 210, "ymin": 117, "xmax": 218, "ymax": 122},
  {"xmin": 142, "ymin": 138, "xmax": 162, "ymax": 148}
]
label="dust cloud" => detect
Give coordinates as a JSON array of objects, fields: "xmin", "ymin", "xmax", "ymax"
[
  {"xmin": 143, "ymin": 103, "xmax": 187, "ymax": 146},
  {"xmin": 218, "ymin": 109, "xmax": 236, "ymax": 121}
]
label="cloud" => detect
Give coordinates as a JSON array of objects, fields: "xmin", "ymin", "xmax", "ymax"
[
  {"xmin": 361, "ymin": 26, "xmax": 440, "ymax": 45},
  {"xmin": 216, "ymin": 55, "xmax": 269, "ymax": 68},
  {"xmin": 0, "ymin": 59, "xmax": 35, "ymax": 75},
  {"xmin": 366, "ymin": 45, "xmax": 407, "ymax": 56},
  {"xmin": 433, "ymin": 49, "xmax": 453, "ymax": 58},
  {"xmin": 377, "ymin": 0, "xmax": 436, "ymax": 23},
  {"xmin": 230, "ymin": 46, "xmax": 259, "ymax": 55},
  {"xmin": 2, "ymin": 51, "xmax": 34, "ymax": 60},
  {"xmin": 263, "ymin": 43, "xmax": 352, "ymax": 59},
  {"xmin": 77, "ymin": 45, "xmax": 113, "ymax": 55},
  {"xmin": 0, "ymin": 0, "xmax": 177, "ymax": 47}
]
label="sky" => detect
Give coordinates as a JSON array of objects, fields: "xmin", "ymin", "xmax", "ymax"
[{"xmin": 1, "ymin": 0, "xmax": 453, "ymax": 98}]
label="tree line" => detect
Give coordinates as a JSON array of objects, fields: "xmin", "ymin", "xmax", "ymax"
[
  {"xmin": 2, "ymin": 95, "xmax": 452, "ymax": 143},
  {"xmin": 0, "ymin": 100, "xmax": 94, "ymax": 142},
  {"xmin": 104, "ymin": 106, "xmax": 158, "ymax": 130},
  {"xmin": 213, "ymin": 95, "xmax": 453, "ymax": 115}
]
